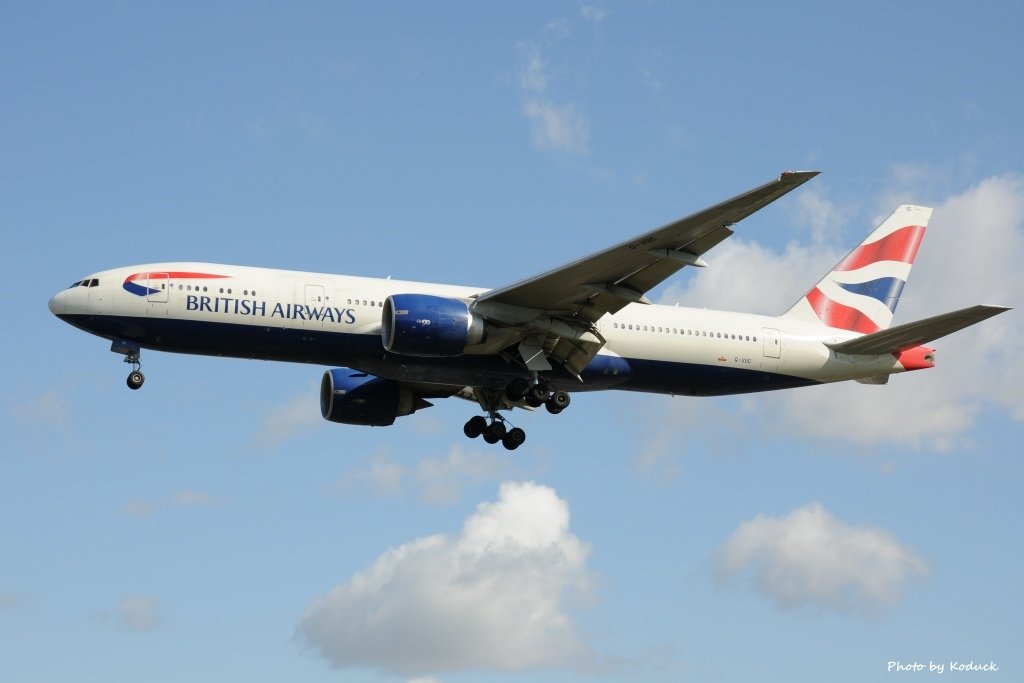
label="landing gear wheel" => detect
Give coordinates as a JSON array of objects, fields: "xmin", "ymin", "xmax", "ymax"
[
  {"xmin": 546, "ymin": 390, "xmax": 570, "ymax": 414},
  {"xmin": 502, "ymin": 427, "xmax": 526, "ymax": 451},
  {"xmin": 127, "ymin": 371, "xmax": 145, "ymax": 390},
  {"xmin": 464, "ymin": 415, "xmax": 487, "ymax": 439},
  {"xmin": 528, "ymin": 383, "xmax": 549, "ymax": 405},
  {"xmin": 505, "ymin": 377, "xmax": 530, "ymax": 402}
]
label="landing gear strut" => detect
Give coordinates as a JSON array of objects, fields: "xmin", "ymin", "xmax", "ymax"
[
  {"xmin": 112, "ymin": 338, "xmax": 145, "ymax": 390},
  {"xmin": 464, "ymin": 377, "xmax": 571, "ymax": 450}
]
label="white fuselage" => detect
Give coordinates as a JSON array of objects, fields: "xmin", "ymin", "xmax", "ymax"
[{"xmin": 49, "ymin": 262, "xmax": 912, "ymax": 396}]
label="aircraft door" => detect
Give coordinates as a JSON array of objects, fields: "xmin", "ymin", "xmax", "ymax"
[
  {"xmin": 146, "ymin": 273, "xmax": 169, "ymax": 318},
  {"xmin": 761, "ymin": 327, "xmax": 781, "ymax": 371},
  {"xmin": 147, "ymin": 273, "xmax": 169, "ymax": 303},
  {"xmin": 303, "ymin": 284, "xmax": 328, "ymax": 328}
]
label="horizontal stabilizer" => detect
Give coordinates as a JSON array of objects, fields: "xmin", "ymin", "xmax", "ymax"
[{"xmin": 825, "ymin": 305, "xmax": 1011, "ymax": 355}]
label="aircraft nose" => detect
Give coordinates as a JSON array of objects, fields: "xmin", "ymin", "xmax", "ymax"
[{"xmin": 48, "ymin": 290, "xmax": 65, "ymax": 316}]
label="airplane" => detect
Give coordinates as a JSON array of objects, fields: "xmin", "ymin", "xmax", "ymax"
[{"xmin": 49, "ymin": 171, "xmax": 1009, "ymax": 450}]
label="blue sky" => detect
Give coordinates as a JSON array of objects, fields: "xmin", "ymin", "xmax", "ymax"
[{"xmin": 2, "ymin": 2, "xmax": 1022, "ymax": 681}]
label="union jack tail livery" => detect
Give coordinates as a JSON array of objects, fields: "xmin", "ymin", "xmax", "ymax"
[{"xmin": 783, "ymin": 205, "xmax": 931, "ymax": 333}]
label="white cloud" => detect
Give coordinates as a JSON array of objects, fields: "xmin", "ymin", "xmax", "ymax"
[
  {"xmin": 300, "ymin": 481, "xmax": 594, "ymax": 677},
  {"xmin": 336, "ymin": 453, "xmax": 407, "ymax": 497},
  {"xmin": 580, "ymin": 3, "xmax": 608, "ymax": 25},
  {"xmin": 650, "ymin": 173, "xmax": 1024, "ymax": 449},
  {"xmin": 795, "ymin": 187, "xmax": 848, "ymax": 245},
  {"xmin": 514, "ymin": 44, "xmax": 590, "ymax": 156},
  {"xmin": 99, "ymin": 595, "xmax": 164, "ymax": 632},
  {"xmin": 257, "ymin": 390, "xmax": 323, "ymax": 448},
  {"xmin": 414, "ymin": 445, "xmax": 515, "ymax": 504},
  {"xmin": 715, "ymin": 503, "xmax": 928, "ymax": 613},
  {"xmin": 517, "ymin": 45, "xmax": 549, "ymax": 94},
  {"xmin": 657, "ymin": 235, "xmax": 838, "ymax": 315},
  {"xmin": 522, "ymin": 100, "xmax": 590, "ymax": 156},
  {"xmin": 338, "ymin": 446, "xmax": 514, "ymax": 505}
]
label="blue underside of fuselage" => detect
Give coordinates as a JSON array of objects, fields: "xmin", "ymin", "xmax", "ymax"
[{"xmin": 57, "ymin": 314, "xmax": 820, "ymax": 396}]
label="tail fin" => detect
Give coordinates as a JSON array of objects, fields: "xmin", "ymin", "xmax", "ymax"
[{"xmin": 783, "ymin": 205, "xmax": 932, "ymax": 333}]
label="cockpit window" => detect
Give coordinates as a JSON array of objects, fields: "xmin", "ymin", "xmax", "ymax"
[
  {"xmin": 68, "ymin": 278, "xmax": 99, "ymax": 289},
  {"xmin": 87, "ymin": 279, "xmax": 99, "ymax": 287}
]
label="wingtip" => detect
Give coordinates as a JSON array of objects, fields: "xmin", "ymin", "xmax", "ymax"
[{"xmin": 780, "ymin": 170, "xmax": 821, "ymax": 180}]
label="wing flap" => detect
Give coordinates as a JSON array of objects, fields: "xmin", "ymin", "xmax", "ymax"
[
  {"xmin": 469, "ymin": 171, "xmax": 818, "ymax": 382},
  {"xmin": 826, "ymin": 305, "xmax": 1010, "ymax": 355}
]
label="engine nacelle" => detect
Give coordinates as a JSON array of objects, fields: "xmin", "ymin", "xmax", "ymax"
[
  {"xmin": 320, "ymin": 369, "xmax": 429, "ymax": 426},
  {"xmin": 381, "ymin": 293, "xmax": 485, "ymax": 356}
]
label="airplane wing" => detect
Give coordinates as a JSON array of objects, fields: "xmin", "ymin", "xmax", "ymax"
[
  {"xmin": 472, "ymin": 171, "xmax": 819, "ymax": 376},
  {"xmin": 826, "ymin": 304, "xmax": 1011, "ymax": 355}
]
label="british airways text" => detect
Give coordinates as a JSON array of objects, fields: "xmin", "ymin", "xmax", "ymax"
[{"xmin": 185, "ymin": 295, "xmax": 356, "ymax": 324}]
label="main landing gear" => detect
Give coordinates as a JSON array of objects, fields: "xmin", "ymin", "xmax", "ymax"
[
  {"xmin": 464, "ymin": 377, "xmax": 571, "ymax": 451},
  {"xmin": 111, "ymin": 338, "xmax": 145, "ymax": 390},
  {"xmin": 463, "ymin": 414, "xmax": 527, "ymax": 451},
  {"xmin": 503, "ymin": 377, "xmax": 571, "ymax": 414}
]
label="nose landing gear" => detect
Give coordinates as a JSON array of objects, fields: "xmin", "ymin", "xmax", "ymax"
[
  {"xmin": 126, "ymin": 366, "xmax": 145, "ymax": 390},
  {"xmin": 112, "ymin": 338, "xmax": 145, "ymax": 390}
]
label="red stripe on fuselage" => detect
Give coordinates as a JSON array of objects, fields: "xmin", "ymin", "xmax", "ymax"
[{"xmin": 125, "ymin": 271, "xmax": 230, "ymax": 283}]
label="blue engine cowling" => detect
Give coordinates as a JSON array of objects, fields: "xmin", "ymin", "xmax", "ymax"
[
  {"xmin": 381, "ymin": 293, "xmax": 485, "ymax": 356},
  {"xmin": 320, "ymin": 369, "xmax": 431, "ymax": 426}
]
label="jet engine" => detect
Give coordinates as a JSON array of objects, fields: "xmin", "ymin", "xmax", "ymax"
[
  {"xmin": 320, "ymin": 368, "xmax": 431, "ymax": 426},
  {"xmin": 381, "ymin": 293, "xmax": 485, "ymax": 356}
]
